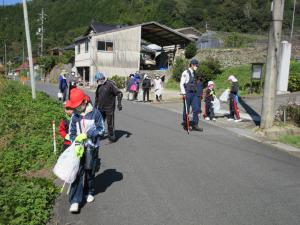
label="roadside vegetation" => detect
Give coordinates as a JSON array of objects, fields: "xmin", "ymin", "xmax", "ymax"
[
  {"xmin": 0, "ymin": 78, "xmax": 63, "ymax": 225},
  {"xmin": 170, "ymin": 57, "xmax": 300, "ymax": 97},
  {"xmin": 279, "ymin": 135, "xmax": 300, "ymax": 148}
]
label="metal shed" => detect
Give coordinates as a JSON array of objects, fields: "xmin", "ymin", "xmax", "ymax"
[{"xmin": 74, "ymin": 21, "xmax": 193, "ymax": 83}]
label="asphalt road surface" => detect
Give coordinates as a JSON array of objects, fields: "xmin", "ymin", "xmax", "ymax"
[{"xmin": 36, "ymin": 83, "xmax": 300, "ymax": 225}]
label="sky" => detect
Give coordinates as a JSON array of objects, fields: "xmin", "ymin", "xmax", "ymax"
[{"xmin": 3, "ymin": 0, "xmax": 22, "ymax": 5}]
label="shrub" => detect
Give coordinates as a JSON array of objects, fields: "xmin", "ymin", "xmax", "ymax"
[
  {"xmin": 0, "ymin": 79, "xmax": 62, "ymax": 225},
  {"xmin": 276, "ymin": 102, "xmax": 300, "ymax": 127},
  {"xmin": 184, "ymin": 42, "xmax": 197, "ymax": 59},
  {"xmin": 172, "ymin": 57, "xmax": 189, "ymax": 82},
  {"xmin": 288, "ymin": 60, "xmax": 300, "ymax": 92},
  {"xmin": 110, "ymin": 75, "xmax": 126, "ymax": 89},
  {"xmin": 197, "ymin": 57, "xmax": 222, "ymax": 85}
]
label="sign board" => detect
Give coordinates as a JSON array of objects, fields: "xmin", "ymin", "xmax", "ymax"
[{"xmin": 251, "ymin": 63, "xmax": 263, "ymax": 80}]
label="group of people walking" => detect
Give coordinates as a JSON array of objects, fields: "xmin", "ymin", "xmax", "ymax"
[
  {"xmin": 127, "ymin": 72, "xmax": 164, "ymax": 102},
  {"xmin": 180, "ymin": 59, "xmax": 241, "ymax": 132},
  {"xmin": 56, "ymin": 59, "xmax": 241, "ymax": 213},
  {"xmin": 57, "ymin": 71, "xmax": 123, "ymax": 213}
]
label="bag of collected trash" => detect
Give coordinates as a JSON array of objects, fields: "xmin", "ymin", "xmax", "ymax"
[
  {"xmin": 53, "ymin": 142, "xmax": 80, "ymax": 184},
  {"xmin": 212, "ymin": 97, "xmax": 220, "ymax": 113},
  {"xmin": 219, "ymin": 89, "xmax": 229, "ymax": 102},
  {"xmin": 57, "ymin": 92, "xmax": 63, "ymax": 100}
]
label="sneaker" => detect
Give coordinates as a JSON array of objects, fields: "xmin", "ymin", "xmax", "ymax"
[
  {"xmin": 87, "ymin": 195, "xmax": 95, "ymax": 203},
  {"xmin": 212, "ymin": 118, "xmax": 216, "ymax": 121},
  {"xmin": 192, "ymin": 125, "xmax": 203, "ymax": 132},
  {"xmin": 205, "ymin": 117, "xmax": 210, "ymax": 121},
  {"xmin": 227, "ymin": 118, "xmax": 234, "ymax": 121},
  {"xmin": 69, "ymin": 203, "xmax": 79, "ymax": 213},
  {"xmin": 234, "ymin": 119, "xmax": 242, "ymax": 122}
]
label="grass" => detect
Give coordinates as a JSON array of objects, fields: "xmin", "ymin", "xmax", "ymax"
[
  {"xmin": 278, "ymin": 135, "xmax": 300, "ymax": 148},
  {"xmin": 165, "ymin": 78, "xmax": 180, "ymax": 90},
  {"xmin": 214, "ymin": 64, "xmax": 264, "ymax": 96}
]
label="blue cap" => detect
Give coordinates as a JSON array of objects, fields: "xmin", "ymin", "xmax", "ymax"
[
  {"xmin": 190, "ymin": 59, "xmax": 199, "ymax": 66},
  {"xmin": 95, "ymin": 72, "xmax": 105, "ymax": 81}
]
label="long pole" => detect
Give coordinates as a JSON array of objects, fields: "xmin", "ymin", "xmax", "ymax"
[
  {"xmin": 261, "ymin": 0, "xmax": 285, "ymax": 129},
  {"xmin": 290, "ymin": 0, "xmax": 296, "ymax": 42},
  {"xmin": 41, "ymin": 8, "xmax": 44, "ymax": 56},
  {"xmin": 4, "ymin": 42, "xmax": 7, "ymax": 76},
  {"xmin": 22, "ymin": 0, "xmax": 36, "ymax": 99}
]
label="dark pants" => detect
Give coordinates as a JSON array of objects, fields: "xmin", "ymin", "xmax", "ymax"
[
  {"xmin": 183, "ymin": 92, "xmax": 200, "ymax": 126},
  {"xmin": 229, "ymin": 94, "xmax": 240, "ymax": 119},
  {"xmin": 69, "ymin": 147, "xmax": 99, "ymax": 204},
  {"xmin": 143, "ymin": 89, "xmax": 150, "ymax": 102},
  {"xmin": 62, "ymin": 143, "xmax": 71, "ymax": 151},
  {"xmin": 101, "ymin": 110, "xmax": 115, "ymax": 141},
  {"xmin": 205, "ymin": 101, "xmax": 215, "ymax": 119}
]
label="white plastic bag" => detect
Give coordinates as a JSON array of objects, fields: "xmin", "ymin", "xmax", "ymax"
[
  {"xmin": 53, "ymin": 142, "xmax": 80, "ymax": 184},
  {"xmin": 219, "ymin": 89, "xmax": 229, "ymax": 102},
  {"xmin": 212, "ymin": 97, "xmax": 220, "ymax": 113},
  {"xmin": 57, "ymin": 92, "xmax": 63, "ymax": 100}
]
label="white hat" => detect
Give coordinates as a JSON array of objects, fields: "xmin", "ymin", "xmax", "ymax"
[
  {"xmin": 228, "ymin": 75, "xmax": 238, "ymax": 82},
  {"xmin": 208, "ymin": 81, "xmax": 214, "ymax": 86}
]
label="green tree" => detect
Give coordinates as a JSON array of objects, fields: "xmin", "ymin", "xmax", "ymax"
[{"xmin": 185, "ymin": 42, "xmax": 197, "ymax": 59}]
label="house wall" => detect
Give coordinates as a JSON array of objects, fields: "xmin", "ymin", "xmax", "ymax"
[
  {"xmin": 75, "ymin": 41, "xmax": 91, "ymax": 67},
  {"xmin": 91, "ymin": 26, "xmax": 141, "ymax": 79}
]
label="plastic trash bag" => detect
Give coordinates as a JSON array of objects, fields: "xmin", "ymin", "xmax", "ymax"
[
  {"xmin": 219, "ymin": 89, "xmax": 229, "ymax": 102},
  {"xmin": 53, "ymin": 142, "xmax": 80, "ymax": 184},
  {"xmin": 57, "ymin": 92, "xmax": 63, "ymax": 100},
  {"xmin": 212, "ymin": 97, "xmax": 220, "ymax": 113}
]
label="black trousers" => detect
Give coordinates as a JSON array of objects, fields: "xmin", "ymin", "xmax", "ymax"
[
  {"xmin": 143, "ymin": 89, "xmax": 150, "ymax": 102},
  {"xmin": 100, "ymin": 110, "xmax": 115, "ymax": 141}
]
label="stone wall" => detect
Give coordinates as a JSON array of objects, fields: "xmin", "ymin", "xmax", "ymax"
[
  {"xmin": 195, "ymin": 45, "xmax": 300, "ymax": 68},
  {"xmin": 195, "ymin": 47, "xmax": 267, "ymax": 68},
  {"xmin": 48, "ymin": 63, "xmax": 72, "ymax": 83}
]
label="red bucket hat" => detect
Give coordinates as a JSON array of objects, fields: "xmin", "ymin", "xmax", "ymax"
[{"xmin": 65, "ymin": 88, "xmax": 88, "ymax": 109}]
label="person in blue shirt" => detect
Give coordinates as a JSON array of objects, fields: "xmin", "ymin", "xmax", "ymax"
[{"xmin": 58, "ymin": 70, "xmax": 68, "ymax": 102}]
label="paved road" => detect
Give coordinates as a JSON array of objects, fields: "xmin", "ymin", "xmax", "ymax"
[{"xmin": 35, "ymin": 83, "xmax": 300, "ymax": 225}]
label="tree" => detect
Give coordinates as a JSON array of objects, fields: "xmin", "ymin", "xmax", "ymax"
[{"xmin": 185, "ymin": 42, "xmax": 197, "ymax": 59}]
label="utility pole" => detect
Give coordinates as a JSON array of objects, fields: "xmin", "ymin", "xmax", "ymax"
[
  {"xmin": 290, "ymin": 0, "xmax": 296, "ymax": 42},
  {"xmin": 22, "ymin": 0, "xmax": 36, "ymax": 99},
  {"xmin": 261, "ymin": 0, "xmax": 285, "ymax": 129},
  {"xmin": 37, "ymin": 8, "xmax": 46, "ymax": 56}
]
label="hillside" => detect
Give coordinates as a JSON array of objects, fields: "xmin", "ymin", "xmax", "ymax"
[{"xmin": 0, "ymin": 0, "xmax": 299, "ymax": 61}]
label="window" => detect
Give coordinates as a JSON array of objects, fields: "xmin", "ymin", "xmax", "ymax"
[
  {"xmin": 106, "ymin": 42, "xmax": 113, "ymax": 52},
  {"xmin": 77, "ymin": 44, "xmax": 80, "ymax": 54},
  {"xmin": 97, "ymin": 41, "xmax": 105, "ymax": 51},
  {"xmin": 97, "ymin": 41, "xmax": 114, "ymax": 52},
  {"xmin": 85, "ymin": 41, "xmax": 89, "ymax": 53}
]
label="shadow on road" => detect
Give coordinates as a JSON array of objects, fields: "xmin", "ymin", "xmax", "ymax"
[
  {"xmin": 95, "ymin": 169, "xmax": 123, "ymax": 195},
  {"xmin": 115, "ymin": 130, "xmax": 132, "ymax": 142},
  {"xmin": 239, "ymin": 97, "xmax": 261, "ymax": 126}
]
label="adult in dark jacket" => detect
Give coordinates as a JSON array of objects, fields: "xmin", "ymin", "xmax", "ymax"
[
  {"xmin": 142, "ymin": 74, "xmax": 151, "ymax": 102},
  {"xmin": 94, "ymin": 72, "xmax": 123, "ymax": 142},
  {"xmin": 228, "ymin": 75, "xmax": 241, "ymax": 122},
  {"xmin": 58, "ymin": 70, "xmax": 68, "ymax": 102}
]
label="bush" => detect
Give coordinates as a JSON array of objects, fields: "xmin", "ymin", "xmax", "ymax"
[
  {"xmin": 110, "ymin": 75, "xmax": 126, "ymax": 89},
  {"xmin": 184, "ymin": 42, "xmax": 197, "ymax": 59},
  {"xmin": 197, "ymin": 57, "xmax": 222, "ymax": 85},
  {"xmin": 276, "ymin": 102, "xmax": 300, "ymax": 127},
  {"xmin": 172, "ymin": 57, "xmax": 189, "ymax": 82},
  {"xmin": 0, "ymin": 79, "xmax": 62, "ymax": 225},
  {"xmin": 288, "ymin": 60, "xmax": 300, "ymax": 92}
]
